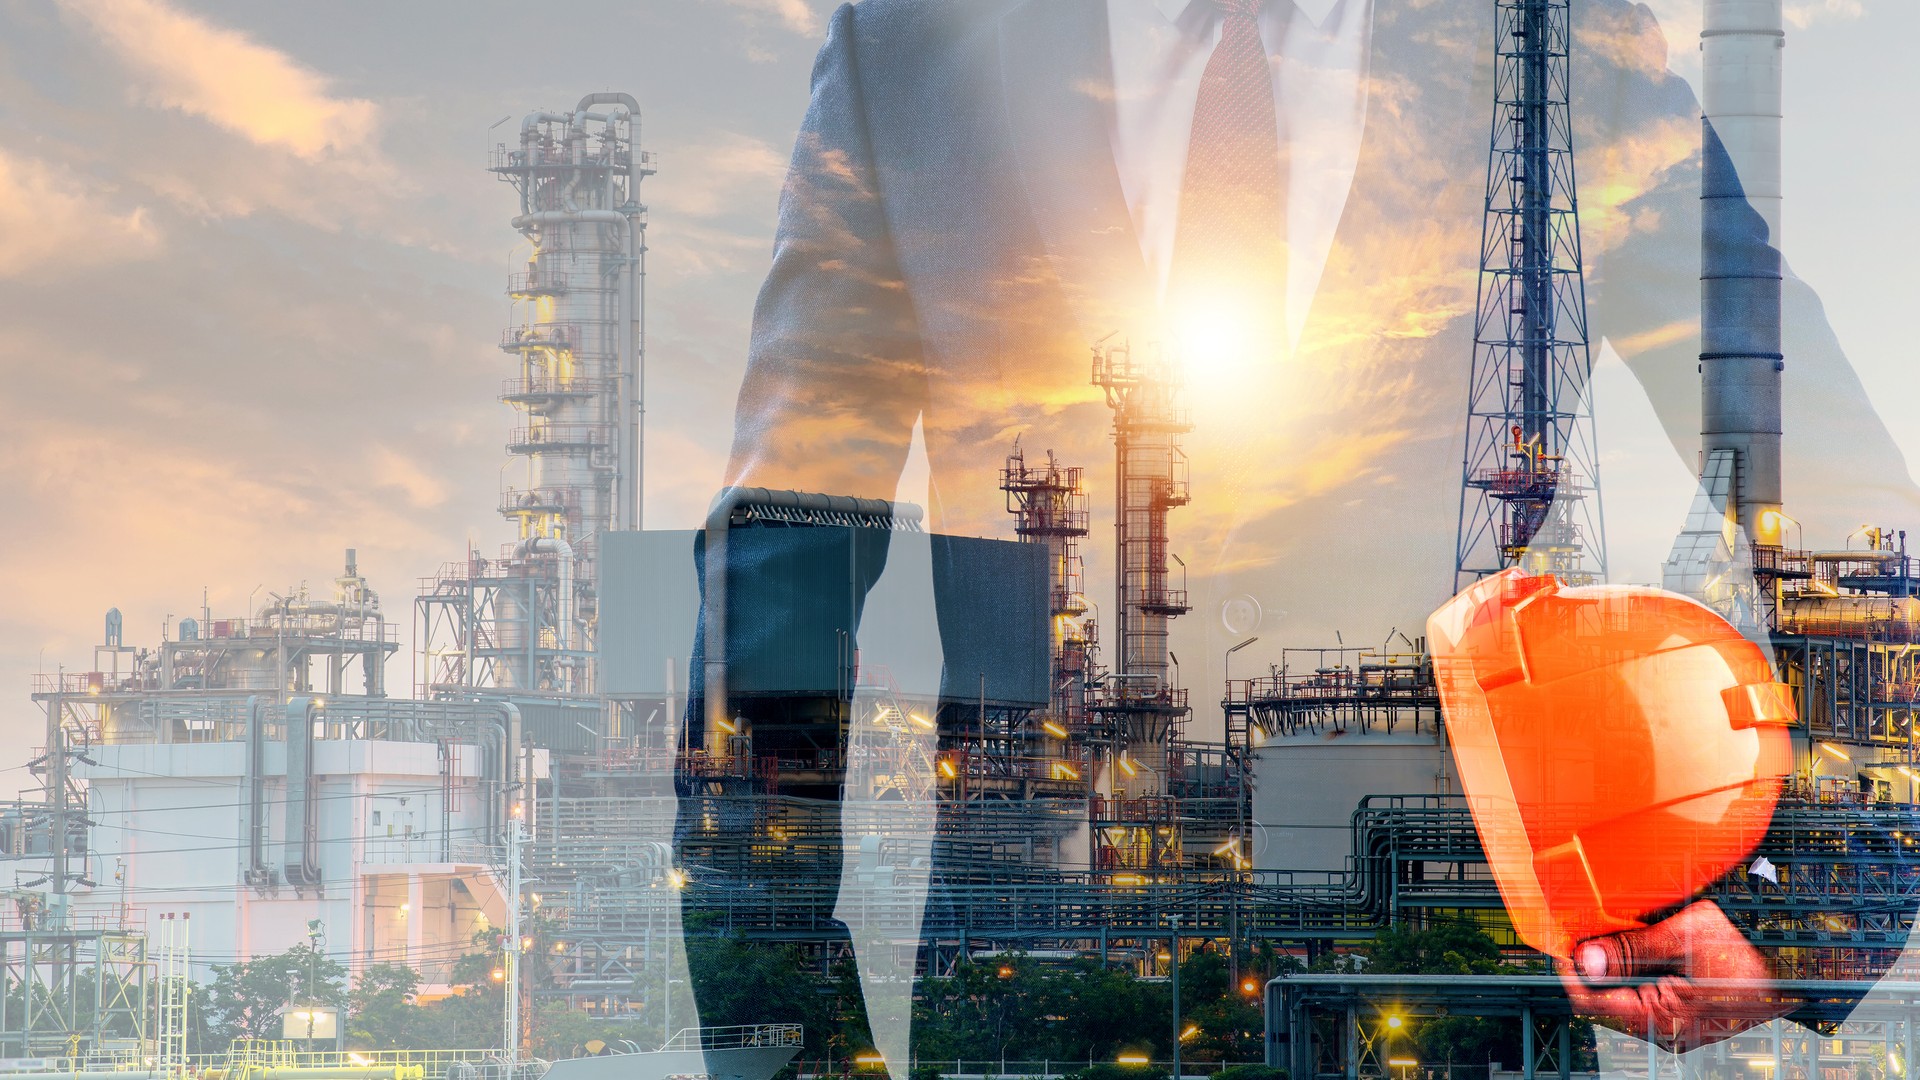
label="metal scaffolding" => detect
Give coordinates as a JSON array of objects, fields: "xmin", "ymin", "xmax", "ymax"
[{"xmin": 1001, "ymin": 444, "xmax": 1099, "ymax": 748}]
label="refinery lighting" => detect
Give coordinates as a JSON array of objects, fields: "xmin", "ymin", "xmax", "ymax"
[{"xmin": 1042, "ymin": 720, "xmax": 1070, "ymax": 739}]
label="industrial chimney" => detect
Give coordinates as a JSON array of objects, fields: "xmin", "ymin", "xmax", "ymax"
[{"xmin": 1699, "ymin": 0, "xmax": 1785, "ymax": 545}]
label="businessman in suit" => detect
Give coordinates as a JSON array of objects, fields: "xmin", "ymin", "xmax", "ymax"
[{"xmin": 680, "ymin": 0, "xmax": 1920, "ymax": 1053}]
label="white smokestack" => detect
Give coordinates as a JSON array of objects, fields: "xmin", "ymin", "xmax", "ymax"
[{"xmin": 1700, "ymin": 0, "xmax": 1785, "ymax": 544}]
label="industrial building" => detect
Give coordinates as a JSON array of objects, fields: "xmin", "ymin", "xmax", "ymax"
[{"xmin": 8, "ymin": 0, "xmax": 1920, "ymax": 1069}]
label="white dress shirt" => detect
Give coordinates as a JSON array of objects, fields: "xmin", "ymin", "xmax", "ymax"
[{"xmin": 1107, "ymin": 0, "xmax": 1374, "ymax": 346}]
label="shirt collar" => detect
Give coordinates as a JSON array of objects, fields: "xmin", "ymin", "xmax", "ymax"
[{"xmin": 1150, "ymin": 0, "xmax": 1345, "ymax": 29}]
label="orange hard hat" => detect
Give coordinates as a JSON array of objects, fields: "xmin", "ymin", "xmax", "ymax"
[{"xmin": 1427, "ymin": 569, "xmax": 1795, "ymax": 959}]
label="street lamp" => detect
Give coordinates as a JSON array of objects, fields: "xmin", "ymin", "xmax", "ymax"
[{"xmin": 1167, "ymin": 914, "xmax": 1183, "ymax": 1080}]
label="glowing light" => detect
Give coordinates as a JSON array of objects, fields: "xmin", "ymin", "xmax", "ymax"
[
  {"xmin": 998, "ymin": 966, "xmax": 1015, "ymax": 979},
  {"xmin": 1042, "ymin": 720, "xmax": 1070, "ymax": 739},
  {"xmin": 1118, "ymin": 755, "xmax": 1138, "ymax": 777},
  {"xmin": 1171, "ymin": 297, "xmax": 1260, "ymax": 376},
  {"xmin": 1051, "ymin": 762, "xmax": 1081, "ymax": 781},
  {"xmin": 1250, "ymin": 727, "xmax": 1267, "ymax": 746},
  {"xmin": 1117, "ymin": 1055, "xmax": 1150, "ymax": 1066},
  {"xmin": 1386, "ymin": 1015, "xmax": 1404, "ymax": 1030},
  {"xmin": 715, "ymin": 717, "xmax": 739, "ymax": 735},
  {"xmin": 855, "ymin": 1056, "xmax": 887, "ymax": 1067},
  {"xmin": 908, "ymin": 713, "xmax": 935, "ymax": 730},
  {"xmin": 1388, "ymin": 1060, "xmax": 1419, "ymax": 1068},
  {"xmin": 937, "ymin": 759, "xmax": 958, "ymax": 779},
  {"xmin": 490, "ymin": 968, "xmax": 505, "ymax": 982},
  {"xmin": 397, "ymin": 903, "xmax": 410, "ymax": 915},
  {"xmin": 1821, "ymin": 743, "xmax": 1849, "ymax": 761},
  {"xmin": 1241, "ymin": 980, "xmax": 1258, "ymax": 995},
  {"xmin": 348, "ymin": 1054, "xmax": 370, "ymax": 1067},
  {"xmin": 666, "ymin": 868, "xmax": 688, "ymax": 890},
  {"xmin": 1180, "ymin": 1025, "xmax": 1199, "ymax": 1041}
]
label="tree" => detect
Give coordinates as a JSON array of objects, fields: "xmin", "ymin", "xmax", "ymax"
[
  {"xmin": 204, "ymin": 944, "xmax": 347, "ymax": 1044},
  {"xmin": 1364, "ymin": 922, "xmax": 1518, "ymax": 1067},
  {"xmin": 348, "ymin": 963, "xmax": 424, "ymax": 1050},
  {"xmin": 680, "ymin": 931, "xmax": 829, "ymax": 1047}
]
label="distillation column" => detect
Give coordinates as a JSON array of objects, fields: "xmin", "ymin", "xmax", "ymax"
[
  {"xmin": 486, "ymin": 94, "xmax": 654, "ymax": 692},
  {"xmin": 1092, "ymin": 340, "xmax": 1191, "ymax": 800}
]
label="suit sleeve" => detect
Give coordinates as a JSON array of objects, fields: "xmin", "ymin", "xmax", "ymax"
[
  {"xmin": 725, "ymin": 1, "xmax": 927, "ymax": 500},
  {"xmin": 685, "ymin": 2, "xmax": 927, "ymax": 732}
]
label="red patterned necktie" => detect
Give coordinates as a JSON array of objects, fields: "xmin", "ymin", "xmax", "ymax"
[{"xmin": 1168, "ymin": 0, "xmax": 1287, "ymax": 337}]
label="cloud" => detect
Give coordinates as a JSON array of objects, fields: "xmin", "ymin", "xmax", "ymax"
[
  {"xmin": 647, "ymin": 132, "xmax": 789, "ymax": 220},
  {"xmin": 58, "ymin": 0, "xmax": 379, "ymax": 160},
  {"xmin": 719, "ymin": 0, "xmax": 821, "ymax": 36},
  {"xmin": 0, "ymin": 149, "xmax": 162, "ymax": 274},
  {"xmin": 1785, "ymin": 0, "xmax": 1865, "ymax": 28}
]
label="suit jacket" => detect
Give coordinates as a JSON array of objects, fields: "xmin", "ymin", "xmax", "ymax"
[{"xmin": 710, "ymin": 0, "xmax": 1917, "ymax": 708}]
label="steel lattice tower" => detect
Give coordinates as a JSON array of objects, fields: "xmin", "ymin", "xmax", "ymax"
[{"xmin": 1454, "ymin": 0, "xmax": 1606, "ymax": 592}]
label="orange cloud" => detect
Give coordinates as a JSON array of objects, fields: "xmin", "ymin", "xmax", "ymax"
[
  {"xmin": 720, "ymin": 0, "xmax": 820, "ymax": 36},
  {"xmin": 0, "ymin": 149, "xmax": 162, "ymax": 274},
  {"xmin": 60, "ymin": 0, "xmax": 379, "ymax": 160}
]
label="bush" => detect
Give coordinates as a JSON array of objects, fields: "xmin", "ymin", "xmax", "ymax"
[
  {"xmin": 1214, "ymin": 1066, "xmax": 1288, "ymax": 1080},
  {"xmin": 1063, "ymin": 1064, "xmax": 1172, "ymax": 1080}
]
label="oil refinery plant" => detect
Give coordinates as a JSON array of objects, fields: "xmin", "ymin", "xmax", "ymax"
[{"xmin": 7, "ymin": 1, "xmax": 1920, "ymax": 1076}]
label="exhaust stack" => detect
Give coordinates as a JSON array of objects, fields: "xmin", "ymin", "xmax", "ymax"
[{"xmin": 1700, "ymin": 0, "xmax": 1785, "ymax": 544}]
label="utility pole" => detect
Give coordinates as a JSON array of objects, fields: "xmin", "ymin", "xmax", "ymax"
[
  {"xmin": 1168, "ymin": 913, "xmax": 1182, "ymax": 1080},
  {"xmin": 505, "ymin": 802, "xmax": 526, "ymax": 1068}
]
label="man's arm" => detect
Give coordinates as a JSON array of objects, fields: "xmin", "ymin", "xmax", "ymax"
[
  {"xmin": 725, "ymin": 2, "xmax": 927, "ymax": 501},
  {"xmin": 686, "ymin": 2, "xmax": 928, "ymax": 731}
]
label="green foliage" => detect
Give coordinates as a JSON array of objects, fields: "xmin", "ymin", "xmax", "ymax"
[
  {"xmin": 1061, "ymin": 1064, "xmax": 1172, "ymax": 1080},
  {"xmin": 1212, "ymin": 1067, "xmax": 1288, "ymax": 1080},
  {"xmin": 1362, "ymin": 922, "xmax": 1521, "ymax": 1065},
  {"xmin": 347, "ymin": 963, "xmax": 424, "ymax": 1050},
  {"xmin": 204, "ymin": 943, "xmax": 347, "ymax": 1045},
  {"xmin": 1365, "ymin": 922, "xmax": 1504, "ymax": 976},
  {"xmin": 913, "ymin": 954, "xmax": 1171, "ymax": 1065},
  {"xmin": 681, "ymin": 932, "xmax": 829, "ymax": 1030},
  {"xmin": 528, "ymin": 999, "xmax": 639, "ymax": 1060}
]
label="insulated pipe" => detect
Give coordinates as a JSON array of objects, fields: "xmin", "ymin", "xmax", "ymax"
[
  {"xmin": 282, "ymin": 696, "xmax": 323, "ymax": 888},
  {"xmin": 1701, "ymin": 0, "xmax": 1785, "ymax": 544},
  {"xmin": 576, "ymin": 92, "xmax": 646, "ymax": 531},
  {"xmin": 243, "ymin": 694, "xmax": 273, "ymax": 886},
  {"xmin": 517, "ymin": 535, "xmax": 576, "ymax": 658}
]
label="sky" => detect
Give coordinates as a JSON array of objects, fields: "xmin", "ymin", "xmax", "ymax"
[{"xmin": 1, "ymin": 0, "xmax": 1917, "ymax": 751}]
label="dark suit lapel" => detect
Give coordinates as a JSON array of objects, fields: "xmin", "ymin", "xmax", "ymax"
[{"xmin": 997, "ymin": 0, "xmax": 1157, "ymax": 343}]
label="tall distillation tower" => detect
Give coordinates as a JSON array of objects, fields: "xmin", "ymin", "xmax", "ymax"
[
  {"xmin": 1090, "ymin": 339, "xmax": 1191, "ymax": 804},
  {"xmin": 1454, "ymin": 0, "xmax": 1606, "ymax": 591},
  {"xmin": 418, "ymin": 95, "xmax": 652, "ymax": 696},
  {"xmin": 1002, "ymin": 444, "xmax": 1099, "ymax": 757}
]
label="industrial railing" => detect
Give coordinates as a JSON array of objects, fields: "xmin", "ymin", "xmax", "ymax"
[{"xmin": 659, "ymin": 1024, "xmax": 803, "ymax": 1051}]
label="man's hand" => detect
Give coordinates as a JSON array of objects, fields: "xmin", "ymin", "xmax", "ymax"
[{"xmin": 1558, "ymin": 900, "xmax": 1796, "ymax": 1051}]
